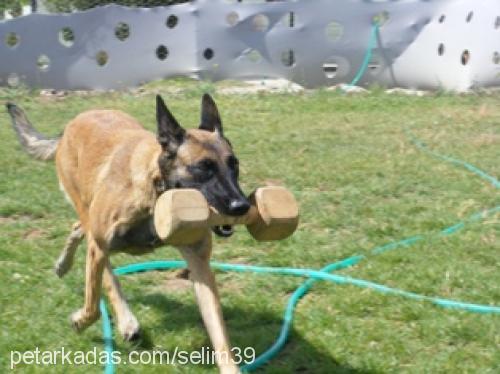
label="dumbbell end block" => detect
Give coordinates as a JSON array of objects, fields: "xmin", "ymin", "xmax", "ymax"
[
  {"xmin": 154, "ymin": 189, "xmax": 210, "ymax": 246},
  {"xmin": 247, "ymin": 187, "xmax": 299, "ymax": 241}
]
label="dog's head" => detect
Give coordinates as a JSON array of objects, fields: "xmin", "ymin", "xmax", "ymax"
[{"xmin": 155, "ymin": 94, "xmax": 250, "ymax": 233}]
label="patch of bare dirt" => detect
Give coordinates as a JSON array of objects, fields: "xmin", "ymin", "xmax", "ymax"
[
  {"xmin": 0, "ymin": 214, "xmax": 37, "ymax": 225},
  {"xmin": 162, "ymin": 278, "xmax": 192, "ymax": 293},
  {"xmin": 217, "ymin": 276, "xmax": 246, "ymax": 294},
  {"xmin": 471, "ymin": 133, "xmax": 500, "ymax": 147},
  {"xmin": 218, "ymin": 79, "xmax": 304, "ymax": 94},
  {"xmin": 151, "ymin": 269, "xmax": 192, "ymax": 293},
  {"xmin": 23, "ymin": 228, "xmax": 46, "ymax": 240}
]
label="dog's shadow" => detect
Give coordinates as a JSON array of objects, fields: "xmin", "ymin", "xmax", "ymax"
[{"xmin": 94, "ymin": 291, "xmax": 374, "ymax": 373}]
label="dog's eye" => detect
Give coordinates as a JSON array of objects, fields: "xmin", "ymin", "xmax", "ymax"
[
  {"xmin": 200, "ymin": 159, "xmax": 218, "ymax": 172},
  {"xmin": 192, "ymin": 159, "xmax": 218, "ymax": 181},
  {"xmin": 227, "ymin": 156, "xmax": 239, "ymax": 170}
]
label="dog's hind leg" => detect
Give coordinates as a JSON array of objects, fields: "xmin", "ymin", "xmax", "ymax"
[
  {"xmin": 103, "ymin": 259, "xmax": 141, "ymax": 341},
  {"xmin": 71, "ymin": 233, "xmax": 106, "ymax": 332},
  {"xmin": 179, "ymin": 235, "xmax": 240, "ymax": 374},
  {"xmin": 55, "ymin": 222, "xmax": 84, "ymax": 278}
]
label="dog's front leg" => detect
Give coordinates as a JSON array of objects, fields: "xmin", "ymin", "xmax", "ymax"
[
  {"xmin": 179, "ymin": 235, "xmax": 240, "ymax": 374},
  {"xmin": 103, "ymin": 259, "xmax": 140, "ymax": 341},
  {"xmin": 71, "ymin": 233, "xmax": 106, "ymax": 332}
]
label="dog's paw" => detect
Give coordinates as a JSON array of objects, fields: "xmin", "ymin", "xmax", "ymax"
[
  {"xmin": 70, "ymin": 308, "xmax": 100, "ymax": 333},
  {"xmin": 118, "ymin": 314, "xmax": 141, "ymax": 342},
  {"xmin": 54, "ymin": 257, "xmax": 73, "ymax": 278}
]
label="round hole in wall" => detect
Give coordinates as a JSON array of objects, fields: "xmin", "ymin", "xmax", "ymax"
[
  {"xmin": 281, "ymin": 49, "xmax": 295, "ymax": 67},
  {"xmin": 7, "ymin": 73, "xmax": 20, "ymax": 87},
  {"xmin": 252, "ymin": 14, "xmax": 269, "ymax": 32},
  {"xmin": 166, "ymin": 15, "xmax": 178, "ymax": 29},
  {"xmin": 203, "ymin": 48, "xmax": 214, "ymax": 60},
  {"xmin": 156, "ymin": 45, "xmax": 169, "ymax": 60},
  {"xmin": 5, "ymin": 32, "xmax": 20, "ymax": 48},
  {"xmin": 369, "ymin": 62, "xmax": 382, "ymax": 75},
  {"xmin": 226, "ymin": 11, "xmax": 239, "ymax": 26},
  {"xmin": 461, "ymin": 50, "xmax": 470, "ymax": 65},
  {"xmin": 438, "ymin": 43, "xmax": 445, "ymax": 56},
  {"xmin": 323, "ymin": 62, "xmax": 339, "ymax": 79},
  {"xmin": 246, "ymin": 49, "xmax": 262, "ymax": 63},
  {"xmin": 368, "ymin": 55, "xmax": 384, "ymax": 76},
  {"xmin": 493, "ymin": 52, "xmax": 500, "ymax": 64},
  {"xmin": 37, "ymin": 55, "xmax": 50, "ymax": 72},
  {"xmin": 322, "ymin": 56, "xmax": 350, "ymax": 80},
  {"xmin": 115, "ymin": 22, "xmax": 130, "ymax": 41},
  {"xmin": 438, "ymin": 14, "xmax": 446, "ymax": 23},
  {"xmin": 59, "ymin": 27, "xmax": 74, "ymax": 47},
  {"xmin": 373, "ymin": 11, "xmax": 390, "ymax": 26},
  {"xmin": 466, "ymin": 11, "xmax": 473, "ymax": 23},
  {"xmin": 325, "ymin": 21, "xmax": 344, "ymax": 42},
  {"xmin": 96, "ymin": 51, "xmax": 109, "ymax": 66}
]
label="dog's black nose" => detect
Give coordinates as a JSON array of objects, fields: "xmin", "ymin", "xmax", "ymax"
[{"xmin": 228, "ymin": 199, "xmax": 250, "ymax": 216}]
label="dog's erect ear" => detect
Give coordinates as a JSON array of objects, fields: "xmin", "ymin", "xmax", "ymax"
[
  {"xmin": 199, "ymin": 93, "xmax": 223, "ymax": 135},
  {"xmin": 156, "ymin": 95, "xmax": 185, "ymax": 151}
]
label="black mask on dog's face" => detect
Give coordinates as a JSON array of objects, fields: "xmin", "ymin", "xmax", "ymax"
[{"xmin": 155, "ymin": 94, "xmax": 250, "ymax": 237}]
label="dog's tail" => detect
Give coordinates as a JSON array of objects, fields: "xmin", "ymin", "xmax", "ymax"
[{"xmin": 6, "ymin": 103, "xmax": 60, "ymax": 161}]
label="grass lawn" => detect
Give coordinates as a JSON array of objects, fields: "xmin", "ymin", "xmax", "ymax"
[{"xmin": 0, "ymin": 80, "xmax": 499, "ymax": 373}]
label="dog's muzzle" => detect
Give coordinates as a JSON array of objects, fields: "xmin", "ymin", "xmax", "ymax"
[{"xmin": 212, "ymin": 225, "xmax": 234, "ymax": 238}]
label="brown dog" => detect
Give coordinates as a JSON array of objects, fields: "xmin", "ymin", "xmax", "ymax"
[{"xmin": 7, "ymin": 95, "xmax": 250, "ymax": 373}]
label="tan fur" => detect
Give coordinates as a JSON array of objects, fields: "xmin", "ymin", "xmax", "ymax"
[
  {"xmin": 7, "ymin": 99, "xmax": 240, "ymax": 373},
  {"xmin": 56, "ymin": 110, "xmax": 160, "ymax": 243},
  {"xmin": 6, "ymin": 102, "xmax": 60, "ymax": 160},
  {"xmin": 53, "ymin": 110, "xmax": 239, "ymax": 373}
]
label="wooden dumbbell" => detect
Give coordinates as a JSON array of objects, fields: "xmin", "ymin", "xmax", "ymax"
[{"xmin": 154, "ymin": 186, "xmax": 299, "ymax": 246}]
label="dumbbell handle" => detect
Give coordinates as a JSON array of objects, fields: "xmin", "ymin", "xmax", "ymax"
[
  {"xmin": 207, "ymin": 205, "xmax": 260, "ymax": 227},
  {"xmin": 207, "ymin": 186, "xmax": 297, "ymax": 235}
]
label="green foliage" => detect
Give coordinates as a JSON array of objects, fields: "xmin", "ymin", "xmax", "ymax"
[
  {"xmin": 0, "ymin": 0, "xmax": 188, "ymax": 18},
  {"xmin": 0, "ymin": 0, "xmax": 29, "ymax": 17},
  {"xmin": 5, "ymin": 31, "xmax": 19, "ymax": 47},
  {"xmin": 44, "ymin": 0, "xmax": 189, "ymax": 13}
]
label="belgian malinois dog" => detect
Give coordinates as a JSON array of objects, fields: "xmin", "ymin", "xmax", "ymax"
[{"xmin": 6, "ymin": 94, "xmax": 249, "ymax": 373}]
